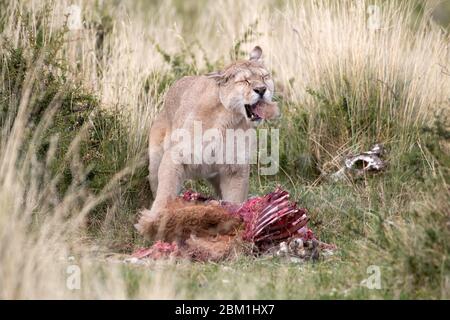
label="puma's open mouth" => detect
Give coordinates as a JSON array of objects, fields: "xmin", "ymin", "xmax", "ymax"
[{"xmin": 245, "ymin": 102, "xmax": 262, "ymax": 122}]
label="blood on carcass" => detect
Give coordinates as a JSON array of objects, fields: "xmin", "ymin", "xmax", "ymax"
[{"xmin": 133, "ymin": 187, "xmax": 333, "ymax": 261}]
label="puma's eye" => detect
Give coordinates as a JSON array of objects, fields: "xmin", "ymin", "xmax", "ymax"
[{"xmin": 237, "ymin": 79, "xmax": 250, "ymax": 85}]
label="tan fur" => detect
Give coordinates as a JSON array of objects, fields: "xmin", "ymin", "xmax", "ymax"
[
  {"xmin": 136, "ymin": 47, "xmax": 279, "ymax": 234},
  {"xmin": 185, "ymin": 235, "xmax": 245, "ymax": 262},
  {"xmin": 137, "ymin": 199, "xmax": 242, "ymax": 242},
  {"xmin": 137, "ymin": 199, "xmax": 246, "ymax": 262}
]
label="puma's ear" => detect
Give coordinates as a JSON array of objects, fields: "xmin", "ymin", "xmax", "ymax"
[
  {"xmin": 249, "ymin": 46, "xmax": 263, "ymax": 61},
  {"xmin": 207, "ymin": 71, "xmax": 226, "ymax": 84}
]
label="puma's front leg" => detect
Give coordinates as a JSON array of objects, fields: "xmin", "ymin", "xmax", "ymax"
[
  {"xmin": 152, "ymin": 152, "xmax": 185, "ymax": 216},
  {"xmin": 219, "ymin": 165, "xmax": 249, "ymax": 203},
  {"xmin": 136, "ymin": 151, "xmax": 184, "ymax": 234}
]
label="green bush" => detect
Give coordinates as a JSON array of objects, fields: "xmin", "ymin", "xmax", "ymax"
[{"xmin": 0, "ymin": 4, "xmax": 149, "ymax": 245}]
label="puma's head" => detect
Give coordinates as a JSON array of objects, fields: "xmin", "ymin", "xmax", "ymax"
[{"xmin": 208, "ymin": 46, "xmax": 280, "ymax": 126}]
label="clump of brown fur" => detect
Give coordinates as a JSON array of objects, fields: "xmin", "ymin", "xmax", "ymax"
[
  {"xmin": 185, "ymin": 235, "xmax": 247, "ymax": 262},
  {"xmin": 137, "ymin": 199, "xmax": 243, "ymax": 242}
]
